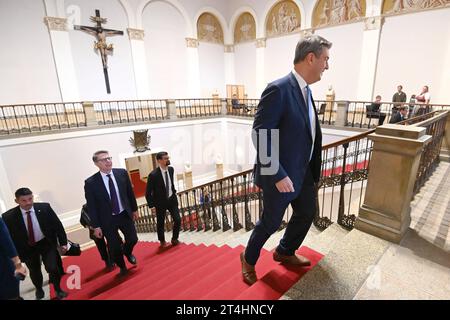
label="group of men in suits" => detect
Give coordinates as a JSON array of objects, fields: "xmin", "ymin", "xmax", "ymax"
[{"xmin": 1, "ymin": 149, "xmax": 181, "ymax": 300}]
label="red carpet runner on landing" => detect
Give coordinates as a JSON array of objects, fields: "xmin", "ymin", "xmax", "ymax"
[{"xmin": 51, "ymin": 242, "xmax": 323, "ymax": 300}]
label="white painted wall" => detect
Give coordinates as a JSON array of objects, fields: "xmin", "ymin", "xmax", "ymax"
[
  {"xmin": 198, "ymin": 43, "xmax": 225, "ymax": 97},
  {"xmin": 65, "ymin": 0, "xmax": 136, "ymax": 101},
  {"xmin": 234, "ymin": 42, "xmax": 257, "ymax": 98},
  {"xmin": 314, "ymin": 23, "xmax": 364, "ymax": 101},
  {"xmin": 374, "ymin": 9, "xmax": 450, "ymax": 104},
  {"xmin": 0, "ymin": 0, "xmax": 61, "ymax": 105},
  {"xmin": 264, "ymin": 33, "xmax": 300, "ymax": 88},
  {"xmin": 143, "ymin": 1, "xmax": 189, "ymax": 99}
]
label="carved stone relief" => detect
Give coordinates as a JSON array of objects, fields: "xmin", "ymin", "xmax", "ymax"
[
  {"xmin": 382, "ymin": 0, "xmax": 450, "ymax": 14},
  {"xmin": 197, "ymin": 13, "xmax": 224, "ymax": 44},
  {"xmin": 266, "ymin": 0, "xmax": 301, "ymax": 37},
  {"xmin": 234, "ymin": 12, "xmax": 256, "ymax": 44},
  {"xmin": 313, "ymin": 0, "xmax": 366, "ymax": 28}
]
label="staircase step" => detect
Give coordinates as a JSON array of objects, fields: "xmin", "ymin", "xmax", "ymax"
[
  {"xmin": 282, "ymin": 229, "xmax": 389, "ymax": 300},
  {"xmin": 201, "ymin": 249, "xmax": 275, "ymax": 300},
  {"xmin": 92, "ymin": 244, "xmax": 201, "ymax": 300},
  {"xmin": 154, "ymin": 246, "xmax": 240, "ymax": 300},
  {"xmin": 171, "ymin": 245, "xmax": 245, "ymax": 300},
  {"xmin": 94, "ymin": 244, "xmax": 211, "ymax": 300},
  {"xmin": 67, "ymin": 243, "xmax": 191, "ymax": 300},
  {"xmin": 234, "ymin": 246, "xmax": 323, "ymax": 300},
  {"xmin": 123, "ymin": 245, "xmax": 226, "ymax": 299}
]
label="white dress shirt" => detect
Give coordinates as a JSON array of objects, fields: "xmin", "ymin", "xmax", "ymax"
[
  {"xmin": 292, "ymin": 69, "xmax": 316, "ymax": 160},
  {"xmin": 21, "ymin": 206, "xmax": 45, "ymax": 242},
  {"xmin": 160, "ymin": 167, "xmax": 173, "ymax": 198},
  {"xmin": 100, "ymin": 170, "xmax": 125, "ymax": 213}
]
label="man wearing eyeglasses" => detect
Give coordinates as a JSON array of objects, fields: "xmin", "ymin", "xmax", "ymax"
[{"xmin": 84, "ymin": 150, "xmax": 139, "ymax": 276}]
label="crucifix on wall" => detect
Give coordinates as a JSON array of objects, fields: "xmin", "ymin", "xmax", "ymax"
[{"xmin": 74, "ymin": 10, "xmax": 123, "ymax": 94}]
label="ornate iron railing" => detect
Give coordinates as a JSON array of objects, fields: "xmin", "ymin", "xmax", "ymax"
[
  {"xmin": 175, "ymin": 99, "xmax": 221, "ymax": 118},
  {"xmin": 226, "ymin": 98, "xmax": 259, "ymax": 118},
  {"xmin": 346, "ymin": 101, "xmax": 450, "ymax": 129},
  {"xmin": 315, "ymin": 130, "xmax": 374, "ymax": 230},
  {"xmin": 93, "ymin": 99, "xmax": 167, "ymax": 125},
  {"xmin": 0, "ymin": 102, "xmax": 85, "ymax": 135},
  {"xmin": 135, "ymin": 131, "xmax": 378, "ymax": 233},
  {"xmin": 411, "ymin": 111, "xmax": 449, "ymax": 195}
]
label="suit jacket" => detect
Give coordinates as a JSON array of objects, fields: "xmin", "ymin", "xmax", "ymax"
[
  {"xmin": 84, "ymin": 168, "xmax": 138, "ymax": 229},
  {"xmin": 252, "ymin": 72, "xmax": 322, "ymax": 195},
  {"xmin": 392, "ymin": 92, "xmax": 407, "ymax": 103},
  {"xmin": 389, "ymin": 112, "xmax": 405, "ymax": 124},
  {"xmin": 145, "ymin": 167, "xmax": 177, "ymax": 209},
  {"xmin": 2, "ymin": 203, "xmax": 67, "ymax": 261}
]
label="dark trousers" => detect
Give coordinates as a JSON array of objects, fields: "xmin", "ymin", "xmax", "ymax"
[
  {"xmin": 89, "ymin": 229, "xmax": 110, "ymax": 262},
  {"xmin": 245, "ymin": 167, "xmax": 317, "ymax": 265},
  {"xmin": 24, "ymin": 238, "xmax": 63, "ymax": 291},
  {"xmin": 102, "ymin": 212, "xmax": 137, "ymax": 269},
  {"xmin": 156, "ymin": 196, "xmax": 181, "ymax": 242}
]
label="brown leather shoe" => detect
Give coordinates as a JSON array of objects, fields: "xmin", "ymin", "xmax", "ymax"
[
  {"xmin": 240, "ymin": 252, "xmax": 257, "ymax": 285},
  {"xmin": 273, "ymin": 250, "xmax": 311, "ymax": 266}
]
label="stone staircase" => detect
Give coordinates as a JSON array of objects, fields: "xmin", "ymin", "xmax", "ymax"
[{"xmin": 410, "ymin": 162, "xmax": 450, "ymax": 252}]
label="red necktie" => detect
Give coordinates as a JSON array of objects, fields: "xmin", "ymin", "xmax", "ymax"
[{"xmin": 26, "ymin": 211, "xmax": 36, "ymax": 246}]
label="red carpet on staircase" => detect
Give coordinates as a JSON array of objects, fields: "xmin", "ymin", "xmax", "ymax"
[{"xmin": 52, "ymin": 242, "xmax": 323, "ymax": 300}]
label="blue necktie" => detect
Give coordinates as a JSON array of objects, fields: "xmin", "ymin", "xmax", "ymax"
[
  {"xmin": 165, "ymin": 171, "xmax": 170, "ymax": 198},
  {"xmin": 305, "ymin": 85, "xmax": 316, "ymax": 160},
  {"xmin": 107, "ymin": 174, "xmax": 120, "ymax": 215}
]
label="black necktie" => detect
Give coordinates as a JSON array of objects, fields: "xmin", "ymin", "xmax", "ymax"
[
  {"xmin": 165, "ymin": 171, "xmax": 170, "ymax": 198},
  {"xmin": 107, "ymin": 174, "xmax": 120, "ymax": 215}
]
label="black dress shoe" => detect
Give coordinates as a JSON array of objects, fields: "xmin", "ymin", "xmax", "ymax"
[
  {"xmin": 119, "ymin": 267, "xmax": 129, "ymax": 276},
  {"xmin": 35, "ymin": 287, "xmax": 45, "ymax": 300},
  {"xmin": 126, "ymin": 254, "xmax": 137, "ymax": 265},
  {"xmin": 171, "ymin": 239, "xmax": 179, "ymax": 246},
  {"xmin": 55, "ymin": 289, "xmax": 68, "ymax": 300},
  {"xmin": 105, "ymin": 259, "xmax": 115, "ymax": 271}
]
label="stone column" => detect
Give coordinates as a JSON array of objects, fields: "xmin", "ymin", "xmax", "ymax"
[
  {"xmin": 186, "ymin": 38, "xmax": 201, "ymax": 97},
  {"xmin": 355, "ymin": 17, "xmax": 384, "ymax": 101},
  {"xmin": 325, "ymin": 86, "xmax": 335, "ymax": 123},
  {"xmin": 224, "ymin": 45, "xmax": 235, "ymax": 87},
  {"xmin": 355, "ymin": 124, "xmax": 432, "ymax": 243},
  {"xmin": 184, "ymin": 170, "xmax": 193, "ymax": 189},
  {"xmin": 216, "ymin": 162, "xmax": 224, "ymax": 179},
  {"xmin": 166, "ymin": 99, "xmax": 177, "ymax": 120},
  {"xmin": 440, "ymin": 113, "xmax": 450, "ymax": 161},
  {"xmin": 221, "ymin": 98, "xmax": 228, "ymax": 116},
  {"xmin": 127, "ymin": 28, "xmax": 150, "ymax": 99},
  {"xmin": 82, "ymin": 101, "xmax": 97, "ymax": 126},
  {"xmin": 43, "ymin": 16, "xmax": 80, "ymax": 101},
  {"xmin": 335, "ymin": 101, "xmax": 349, "ymax": 127}
]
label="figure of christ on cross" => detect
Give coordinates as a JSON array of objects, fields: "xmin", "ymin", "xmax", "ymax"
[{"xmin": 74, "ymin": 10, "xmax": 123, "ymax": 94}]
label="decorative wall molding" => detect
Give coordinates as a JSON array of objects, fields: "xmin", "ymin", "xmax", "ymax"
[
  {"xmin": 255, "ymin": 38, "xmax": 266, "ymax": 48},
  {"xmin": 224, "ymin": 45, "xmax": 235, "ymax": 53},
  {"xmin": 185, "ymin": 38, "xmax": 199, "ymax": 48},
  {"xmin": 364, "ymin": 16, "xmax": 384, "ymax": 31},
  {"xmin": 44, "ymin": 16, "xmax": 68, "ymax": 31},
  {"xmin": 127, "ymin": 28, "xmax": 145, "ymax": 40}
]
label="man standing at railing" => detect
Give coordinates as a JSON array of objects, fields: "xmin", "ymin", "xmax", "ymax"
[
  {"xmin": 240, "ymin": 35, "xmax": 331, "ymax": 285},
  {"xmin": 392, "ymin": 85, "xmax": 407, "ymax": 112},
  {"xmin": 145, "ymin": 151, "xmax": 181, "ymax": 248},
  {"xmin": 84, "ymin": 150, "xmax": 139, "ymax": 277}
]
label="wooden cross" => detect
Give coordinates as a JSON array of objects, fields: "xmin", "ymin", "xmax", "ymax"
[{"xmin": 74, "ymin": 10, "xmax": 123, "ymax": 94}]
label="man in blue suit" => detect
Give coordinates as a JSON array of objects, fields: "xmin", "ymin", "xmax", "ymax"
[
  {"xmin": 84, "ymin": 150, "xmax": 139, "ymax": 276},
  {"xmin": 241, "ymin": 35, "xmax": 332, "ymax": 285}
]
